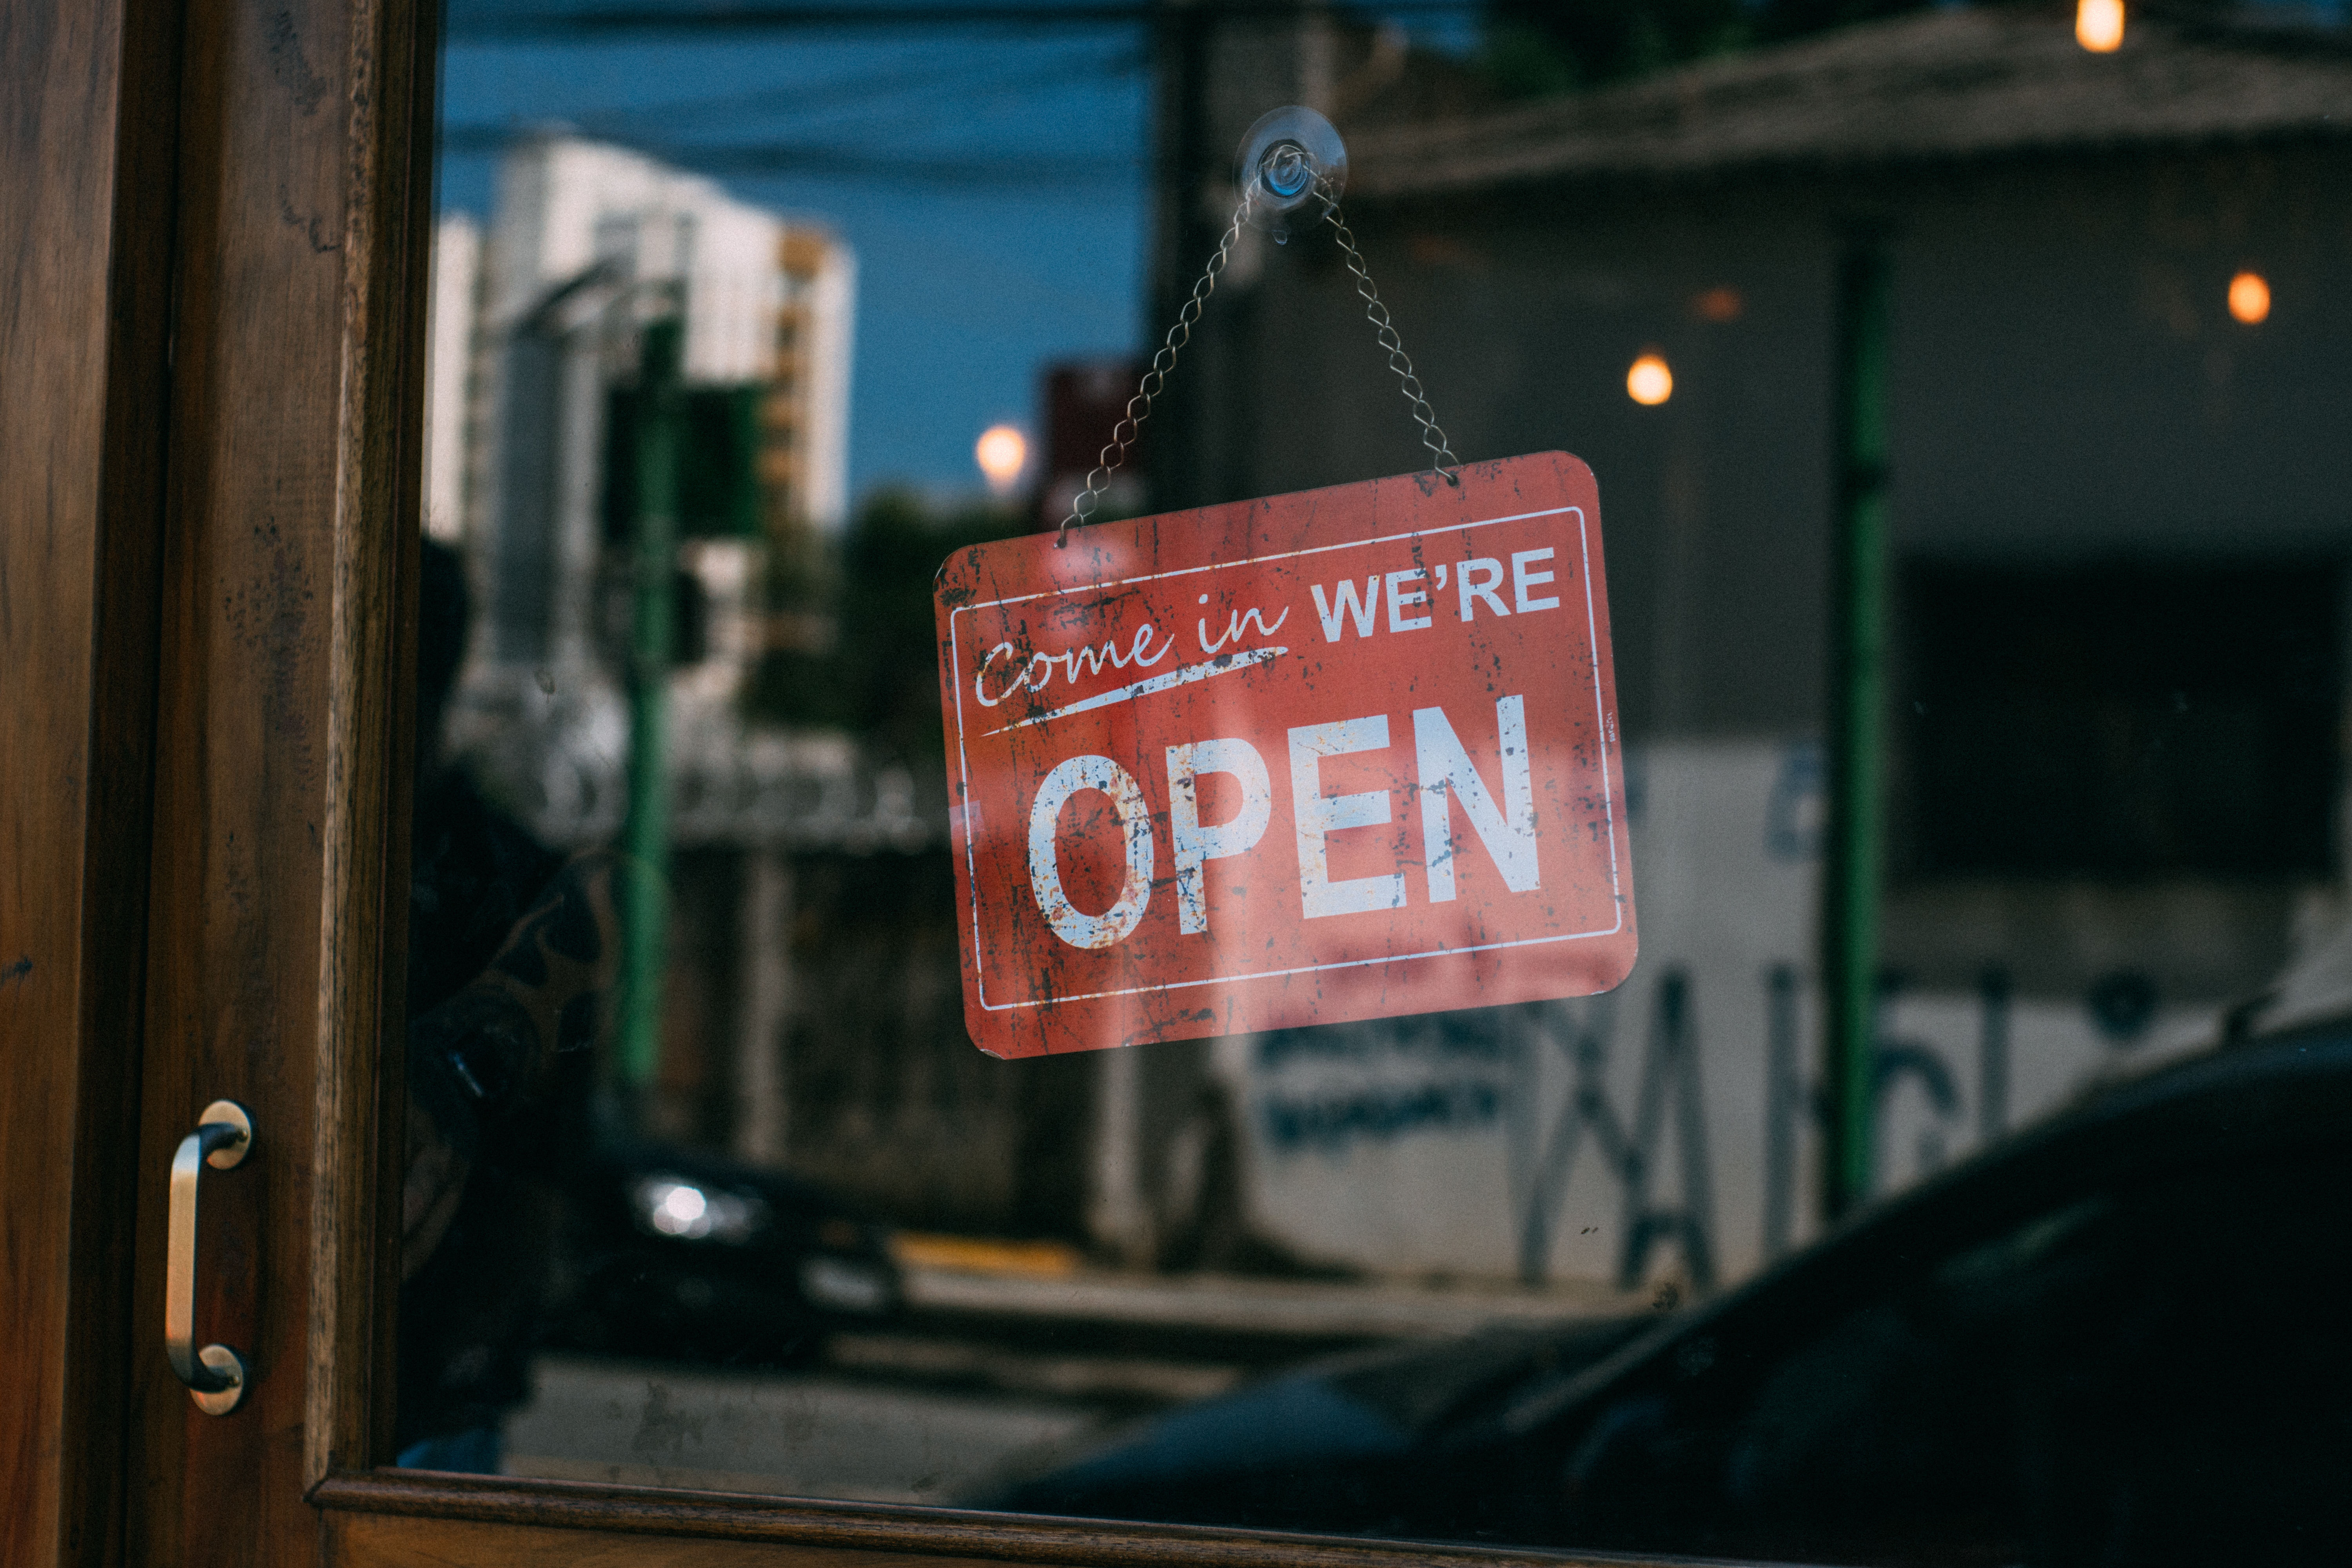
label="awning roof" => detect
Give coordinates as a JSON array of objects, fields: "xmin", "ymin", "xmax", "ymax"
[{"xmin": 1347, "ymin": 5, "xmax": 2352, "ymax": 198}]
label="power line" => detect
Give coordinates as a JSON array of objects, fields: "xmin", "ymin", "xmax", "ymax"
[
  {"xmin": 447, "ymin": 0, "xmax": 1484, "ymax": 41},
  {"xmin": 492, "ymin": 43, "xmax": 1143, "ymax": 136},
  {"xmin": 667, "ymin": 143, "xmax": 1142, "ymax": 183}
]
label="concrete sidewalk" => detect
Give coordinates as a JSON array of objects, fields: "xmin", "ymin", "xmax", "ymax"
[{"xmin": 902, "ymin": 1262, "xmax": 1650, "ymax": 1342}]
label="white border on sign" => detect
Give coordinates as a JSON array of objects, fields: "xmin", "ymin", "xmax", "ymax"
[{"xmin": 947, "ymin": 502, "xmax": 1622, "ymax": 1014}]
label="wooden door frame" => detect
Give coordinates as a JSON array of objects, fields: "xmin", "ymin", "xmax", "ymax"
[
  {"xmin": 115, "ymin": 0, "xmax": 432, "ymax": 1556},
  {"xmin": 7, "ymin": 0, "xmax": 1744, "ymax": 1562}
]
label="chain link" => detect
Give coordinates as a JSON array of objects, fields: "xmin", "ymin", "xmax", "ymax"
[
  {"xmin": 1056, "ymin": 198, "xmax": 1251, "ymax": 546},
  {"xmin": 1056, "ymin": 183, "xmax": 1460, "ymax": 546},
  {"xmin": 1321, "ymin": 191, "xmax": 1461, "ymax": 487}
]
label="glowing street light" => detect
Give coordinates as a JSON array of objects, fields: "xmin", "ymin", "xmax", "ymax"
[
  {"xmin": 2229, "ymin": 270, "xmax": 2271, "ymax": 325},
  {"xmin": 975, "ymin": 423, "xmax": 1029, "ymax": 495},
  {"xmin": 1626, "ymin": 352, "xmax": 1673, "ymax": 407},
  {"xmin": 2076, "ymin": 0, "xmax": 2124, "ymax": 53}
]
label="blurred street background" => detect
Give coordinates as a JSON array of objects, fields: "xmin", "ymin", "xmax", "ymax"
[{"xmin": 414, "ymin": 0, "xmax": 2352, "ymax": 1497}]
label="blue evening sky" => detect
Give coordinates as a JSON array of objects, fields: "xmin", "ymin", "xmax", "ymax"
[{"xmin": 437, "ymin": 6, "xmax": 1479, "ymax": 507}]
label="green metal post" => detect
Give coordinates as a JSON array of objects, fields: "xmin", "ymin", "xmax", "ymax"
[
  {"xmin": 1822, "ymin": 238, "xmax": 1891, "ymax": 1222},
  {"xmin": 620, "ymin": 314, "xmax": 683, "ymax": 1094}
]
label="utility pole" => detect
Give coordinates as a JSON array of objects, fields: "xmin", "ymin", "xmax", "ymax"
[
  {"xmin": 619, "ymin": 311, "xmax": 683, "ymax": 1102},
  {"xmin": 1821, "ymin": 235, "xmax": 1891, "ymax": 1223}
]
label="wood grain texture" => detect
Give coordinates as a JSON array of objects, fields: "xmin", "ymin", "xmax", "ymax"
[
  {"xmin": 123, "ymin": 0, "xmax": 433, "ymax": 1559},
  {"xmin": 358, "ymin": 0, "xmax": 441, "ymax": 1476},
  {"xmin": 324, "ymin": 1510, "xmax": 989, "ymax": 1568},
  {"xmin": 307, "ymin": 0, "xmax": 439, "ymax": 1494},
  {"xmin": 313, "ymin": 1475, "xmax": 1713, "ymax": 1568},
  {"xmin": 0, "ymin": 0, "xmax": 178, "ymax": 1563}
]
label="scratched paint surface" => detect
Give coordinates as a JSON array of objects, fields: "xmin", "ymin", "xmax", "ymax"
[{"xmin": 935, "ymin": 452, "xmax": 1637, "ymax": 1058}]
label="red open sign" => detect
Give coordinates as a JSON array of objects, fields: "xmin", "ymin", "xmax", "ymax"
[{"xmin": 935, "ymin": 452, "xmax": 1636, "ymax": 1058}]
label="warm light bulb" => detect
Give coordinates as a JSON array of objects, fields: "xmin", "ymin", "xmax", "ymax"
[
  {"xmin": 1626, "ymin": 352, "xmax": 1673, "ymax": 407},
  {"xmin": 2076, "ymin": 0, "xmax": 2124, "ymax": 53},
  {"xmin": 975, "ymin": 424, "xmax": 1029, "ymax": 493},
  {"xmin": 2228, "ymin": 270, "xmax": 2271, "ymax": 325}
]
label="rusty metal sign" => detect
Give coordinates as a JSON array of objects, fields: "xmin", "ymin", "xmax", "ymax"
[{"xmin": 935, "ymin": 452, "xmax": 1637, "ymax": 1059}]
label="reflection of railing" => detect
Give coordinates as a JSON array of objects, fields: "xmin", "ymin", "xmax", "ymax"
[
  {"xmin": 1516, "ymin": 969, "xmax": 1718, "ymax": 1294},
  {"xmin": 533, "ymin": 755, "xmax": 931, "ymax": 852},
  {"xmin": 463, "ymin": 703, "xmax": 936, "ymax": 854},
  {"xmin": 670, "ymin": 759, "xmax": 929, "ymax": 852}
]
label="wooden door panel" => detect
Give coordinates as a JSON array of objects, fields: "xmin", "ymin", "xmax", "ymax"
[
  {"xmin": 0, "ymin": 0, "xmax": 178, "ymax": 1562},
  {"xmin": 124, "ymin": 0, "xmax": 435, "ymax": 1559}
]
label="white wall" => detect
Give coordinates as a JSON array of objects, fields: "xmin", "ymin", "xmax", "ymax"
[
  {"xmin": 423, "ymin": 213, "xmax": 480, "ymax": 543},
  {"xmin": 794, "ymin": 232, "xmax": 856, "ymax": 532},
  {"xmin": 488, "ymin": 136, "xmax": 784, "ymax": 376},
  {"xmin": 1210, "ymin": 739, "xmax": 2220, "ymax": 1290}
]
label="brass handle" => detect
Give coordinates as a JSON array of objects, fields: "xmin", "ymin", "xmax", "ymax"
[{"xmin": 167, "ymin": 1100, "xmax": 252, "ymax": 1415}]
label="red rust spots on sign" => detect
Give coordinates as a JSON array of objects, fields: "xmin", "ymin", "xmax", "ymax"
[{"xmin": 935, "ymin": 452, "xmax": 1637, "ymax": 1058}]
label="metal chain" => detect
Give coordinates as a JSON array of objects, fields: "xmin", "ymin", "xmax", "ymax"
[
  {"xmin": 1057, "ymin": 197, "xmax": 1252, "ymax": 546},
  {"xmin": 1321, "ymin": 191, "xmax": 1460, "ymax": 487},
  {"xmin": 1055, "ymin": 181, "xmax": 1460, "ymax": 546}
]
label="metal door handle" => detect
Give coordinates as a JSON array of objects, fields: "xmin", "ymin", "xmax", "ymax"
[{"xmin": 167, "ymin": 1100, "xmax": 252, "ymax": 1415}]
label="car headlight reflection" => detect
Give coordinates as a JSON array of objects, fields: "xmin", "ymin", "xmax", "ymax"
[{"xmin": 632, "ymin": 1175, "xmax": 768, "ymax": 1244}]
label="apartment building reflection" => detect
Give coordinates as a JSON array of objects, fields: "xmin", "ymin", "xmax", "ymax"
[{"xmin": 420, "ymin": 135, "xmax": 931, "ymax": 1147}]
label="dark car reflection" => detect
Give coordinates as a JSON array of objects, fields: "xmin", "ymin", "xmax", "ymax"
[
  {"xmin": 980, "ymin": 1028, "xmax": 2352, "ymax": 1565},
  {"xmin": 544, "ymin": 1143, "xmax": 904, "ymax": 1365}
]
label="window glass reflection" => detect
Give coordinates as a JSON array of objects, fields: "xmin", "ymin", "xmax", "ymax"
[{"xmin": 397, "ymin": 2, "xmax": 2352, "ymax": 1559}]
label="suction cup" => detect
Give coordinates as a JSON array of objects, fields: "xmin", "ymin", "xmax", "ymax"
[{"xmin": 1237, "ymin": 106, "xmax": 1345, "ymax": 241}]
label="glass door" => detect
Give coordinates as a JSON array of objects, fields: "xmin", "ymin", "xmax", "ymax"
[
  {"xmin": 88, "ymin": 0, "xmax": 1708, "ymax": 1562},
  {"xmin": 61, "ymin": 0, "xmax": 2352, "ymax": 1564}
]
